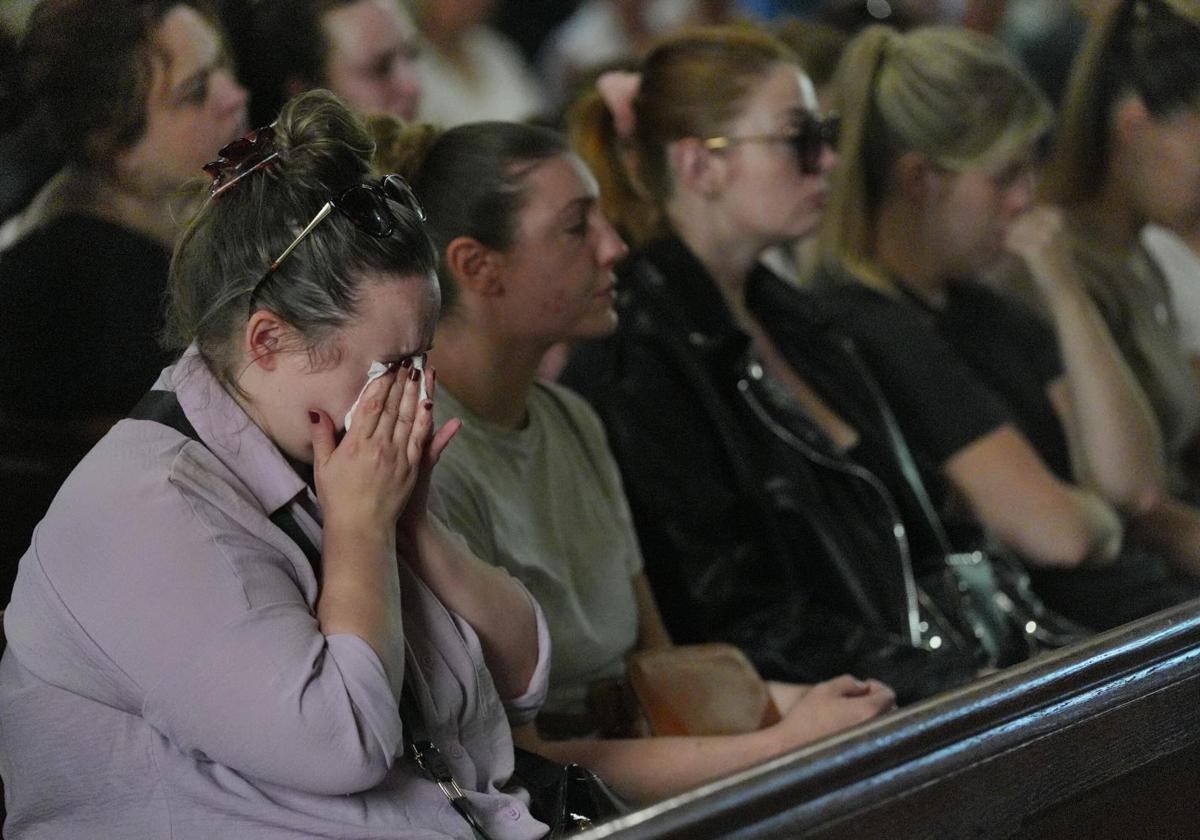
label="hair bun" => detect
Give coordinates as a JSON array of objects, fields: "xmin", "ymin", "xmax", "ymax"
[
  {"xmin": 363, "ymin": 114, "xmax": 442, "ymax": 183},
  {"xmin": 271, "ymin": 89, "xmax": 375, "ymax": 188}
]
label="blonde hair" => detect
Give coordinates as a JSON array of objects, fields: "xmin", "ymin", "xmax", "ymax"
[
  {"xmin": 820, "ymin": 25, "xmax": 1053, "ymax": 290},
  {"xmin": 1041, "ymin": 0, "xmax": 1200, "ymax": 206},
  {"xmin": 568, "ymin": 25, "xmax": 795, "ymax": 248}
]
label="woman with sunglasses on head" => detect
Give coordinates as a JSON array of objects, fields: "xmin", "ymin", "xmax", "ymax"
[
  {"xmin": 815, "ymin": 23, "xmax": 1200, "ymax": 631},
  {"xmin": 371, "ymin": 114, "xmax": 895, "ymax": 805},
  {"xmin": 0, "ymin": 90, "xmax": 551, "ymax": 839},
  {"xmin": 992, "ymin": 3, "xmax": 1200, "ymax": 502},
  {"xmin": 560, "ymin": 25, "xmax": 1018, "ymax": 705}
]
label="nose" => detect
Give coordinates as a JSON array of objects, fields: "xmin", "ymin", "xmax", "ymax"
[
  {"xmin": 1005, "ymin": 169, "xmax": 1036, "ymax": 217},
  {"xmin": 594, "ymin": 212, "xmax": 628, "ymax": 268},
  {"xmin": 816, "ymin": 139, "xmax": 839, "ymax": 176},
  {"xmin": 389, "ymin": 56, "xmax": 422, "ymax": 121},
  {"xmin": 212, "ymin": 68, "xmax": 248, "ymax": 116}
]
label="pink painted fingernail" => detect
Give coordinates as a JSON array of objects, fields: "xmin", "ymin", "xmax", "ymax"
[{"xmin": 423, "ymin": 400, "xmax": 433, "ymax": 411}]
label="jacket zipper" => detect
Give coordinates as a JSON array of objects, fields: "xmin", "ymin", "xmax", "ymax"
[{"xmin": 736, "ymin": 373, "xmax": 935, "ymax": 651}]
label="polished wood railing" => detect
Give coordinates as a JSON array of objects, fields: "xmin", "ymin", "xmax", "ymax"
[{"xmin": 585, "ymin": 598, "xmax": 1200, "ymax": 839}]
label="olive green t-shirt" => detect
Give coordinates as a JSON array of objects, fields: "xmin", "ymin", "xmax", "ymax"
[{"xmin": 432, "ymin": 382, "xmax": 643, "ymax": 715}]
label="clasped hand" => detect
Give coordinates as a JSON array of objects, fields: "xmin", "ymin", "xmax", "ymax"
[{"xmin": 309, "ymin": 364, "xmax": 454, "ymax": 537}]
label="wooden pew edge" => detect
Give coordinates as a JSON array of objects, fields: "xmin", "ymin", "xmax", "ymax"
[{"xmin": 586, "ymin": 598, "xmax": 1200, "ymax": 839}]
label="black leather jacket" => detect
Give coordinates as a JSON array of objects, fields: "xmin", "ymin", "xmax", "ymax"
[{"xmin": 563, "ymin": 235, "xmax": 982, "ymax": 704}]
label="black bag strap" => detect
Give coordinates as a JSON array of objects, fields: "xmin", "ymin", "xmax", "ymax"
[
  {"xmin": 402, "ymin": 680, "xmax": 493, "ymax": 840},
  {"xmin": 832, "ymin": 338, "xmax": 959, "ymax": 557}
]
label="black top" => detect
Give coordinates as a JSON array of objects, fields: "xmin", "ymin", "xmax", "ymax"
[
  {"xmin": 564, "ymin": 234, "xmax": 981, "ymax": 702},
  {"xmin": 814, "ymin": 277, "xmax": 1068, "ymax": 479},
  {"xmin": 814, "ymin": 271, "xmax": 1200, "ymax": 631},
  {"xmin": 812, "ymin": 280, "xmax": 1009, "ymax": 466},
  {"xmin": 0, "ymin": 213, "xmax": 175, "ymax": 423},
  {"xmin": 0, "ymin": 214, "xmax": 175, "ymax": 593},
  {"xmin": 918, "ymin": 281, "xmax": 1068, "ymax": 480}
]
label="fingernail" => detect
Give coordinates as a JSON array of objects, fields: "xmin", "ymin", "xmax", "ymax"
[
  {"xmin": 409, "ymin": 367, "xmax": 420, "ymax": 381},
  {"xmin": 400, "ymin": 358, "xmax": 413, "ymax": 369},
  {"xmin": 423, "ymin": 400, "xmax": 433, "ymax": 411},
  {"xmin": 308, "ymin": 411, "xmax": 319, "ymax": 424}
]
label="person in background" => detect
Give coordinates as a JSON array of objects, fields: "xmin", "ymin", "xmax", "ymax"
[
  {"xmin": 371, "ymin": 114, "xmax": 895, "ymax": 805},
  {"xmin": 222, "ymin": 0, "xmax": 421, "ymax": 127},
  {"xmin": 539, "ymin": 0, "xmax": 742, "ymax": 107},
  {"xmin": 409, "ymin": 0, "xmax": 548, "ymax": 125},
  {"xmin": 767, "ymin": 17, "xmax": 850, "ymax": 285},
  {"xmin": 992, "ymin": 0, "xmax": 1200, "ymax": 499},
  {"xmin": 1142, "ymin": 219, "xmax": 1200, "ymax": 360},
  {"xmin": 0, "ymin": 20, "xmax": 59, "ymax": 227},
  {"xmin": 563, "ymin": 26, "xmax": 994, "ymax": 704},
  {"xmin": 0, "ymin": 0, "xmax": 247, "ymax": 603},
  {"xmin": 816, "ymin": 23, "xmax": 1200, "ymax": 630},
  {"xmin": 0, "ymin": 90, "xmax": 549, "ymax": 839}
]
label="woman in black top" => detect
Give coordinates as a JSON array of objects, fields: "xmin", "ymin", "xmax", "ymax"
[{"xmin": 815, "ymin": 23, "xmax": 1200, "ymax": 629}]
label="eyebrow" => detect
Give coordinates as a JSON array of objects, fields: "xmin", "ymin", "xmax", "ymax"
[
  {"xmin": 556, "ymin": 195, "xmax": 594, "ymax": 223},
  {"xmin": 167, "ymin": 46, "xmax": 226, "ymax": 103}
]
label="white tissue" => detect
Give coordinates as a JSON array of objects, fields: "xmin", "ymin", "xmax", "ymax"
[{"xmin": 342, "ymin": 357, "xmax": 427, "ymax": 430}]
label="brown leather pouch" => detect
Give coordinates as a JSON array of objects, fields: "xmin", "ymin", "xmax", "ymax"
[{"xmin": 626, "ymin": 643, "xmax": 780, "ymax": 736}]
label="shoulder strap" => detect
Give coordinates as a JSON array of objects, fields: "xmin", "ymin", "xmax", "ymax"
[
  {"xmin": 127, "ymin": 390, "xmax": 321, "ymax": 571},
  {"xmin": 834, "ymin": 338, "xmax": 957, "ymax": 555}
]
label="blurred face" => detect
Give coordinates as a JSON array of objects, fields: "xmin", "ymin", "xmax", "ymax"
[
  {"xmin": 118, "ymin": 5, "xmax": 248, "ymax": 194},
  {"xmin": 265, "ymin": 273, "xmax": 440, "ymax": 463},
  {"xmin": 323, "ymin": 0, "xmax": 421, "ymax": 120},
  {"xmin": 1125, "ymin": 106, "xmax": 1200, "ymax": 230},
  {"xmin": 709, "ymin": 63, "xmax": 837, "ymax": 248},
  {"xmin": 495, "ymin": 154, "xmax": 628, "ymax": 344},
  {"xmin": 926, "ymin": 148, "xmax": 1037, "ymax": 275}
]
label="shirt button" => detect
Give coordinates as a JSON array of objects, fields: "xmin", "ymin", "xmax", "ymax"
[
  {"xmin": 450, "ymin": 745, "xmax": 464, "ymax": 759},
  {"xmin": 506, "ymin": 807, "xmax": 522, "ymax": 821},
  {"xmin": 420, "ymin": 653, "xmax": 433, "ymax": 667}
]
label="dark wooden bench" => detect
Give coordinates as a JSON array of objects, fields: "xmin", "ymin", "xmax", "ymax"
[{"xmin": 585, "ymin": 598, "xmax": 1200, "ymax": 839}]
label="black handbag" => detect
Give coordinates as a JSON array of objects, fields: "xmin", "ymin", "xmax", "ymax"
[
  {"xmin": 513, "ymin": 747, "xmax": 628, "ymax": 839},
  {"xmin": 841, "ymin": 340, "xmax": 1089, "ymax": 665},
  {"xmin": 406, "ymin": 716, "xmax": 628, "ymax": 840}
]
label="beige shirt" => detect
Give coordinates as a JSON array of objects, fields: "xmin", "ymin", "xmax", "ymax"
[{"xmin": 433, "ymin": 382, "xmax": 643, "ymax": 716}]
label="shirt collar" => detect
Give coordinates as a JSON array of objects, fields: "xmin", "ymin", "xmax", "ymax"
[{"xmin": 162, "ymin": 346, "xmax": 308, "ymax": 516}]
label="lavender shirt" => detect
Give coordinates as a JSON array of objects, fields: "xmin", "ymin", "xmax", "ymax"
[{"xmin": 0, "ymin": 348, "xmax": 551, "ymax": 839}]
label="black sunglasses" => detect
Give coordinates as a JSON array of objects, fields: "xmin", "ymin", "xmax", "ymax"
[
  {"xmin": 704, "ymin": 111, "xmax": 840, "ymax": 175},
  {"xmin": 248, "ymin": 174, "xmax": 427, "ymax": 315}
]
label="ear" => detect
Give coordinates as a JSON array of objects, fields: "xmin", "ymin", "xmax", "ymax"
[
  {"xmin": 243, "ymin": 310, "xmax": 289, "ymax": 371},
  {"xmin": 1113, "ymin": 95, "xmax": 1150, "ymax": 145},
  {"xmin": 892, "ymin": 150, "xmax": 938, "ymax": 205},
  {"xmin": 668, "ymin": 137, "xmax": 724, "ymax": 198},
  {"xmin": 444, "ymin": 236, "xmax": 505, "ymax": 296}
]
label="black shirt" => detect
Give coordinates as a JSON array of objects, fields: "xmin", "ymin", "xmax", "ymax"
[
  {"xmin": 0, "ymin": 213, "xmax": 174, "ymax": 424},
  {"xmin": 918, "ymin": 281, "xmax": 1069, "ymax": 481},
  {"xmin": 814, "ymin": 278, "xmax": 1067, "ymax": 478}
]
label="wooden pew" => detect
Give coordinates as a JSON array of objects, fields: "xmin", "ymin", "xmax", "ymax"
[{"xmin": 585, "ymin": 598, "xmax": 1200, "ymax": 839}]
